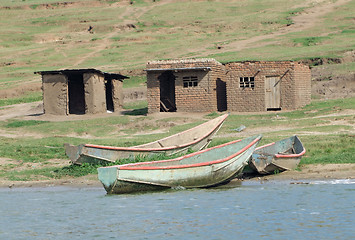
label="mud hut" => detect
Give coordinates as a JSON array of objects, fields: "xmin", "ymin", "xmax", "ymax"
[{"xmin": 36, "ymin": 69, "xmax": 128, "ymax": 115}]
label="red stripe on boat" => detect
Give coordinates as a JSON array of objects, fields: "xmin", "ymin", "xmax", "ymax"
[
  {"xmin": 275, "ymin": 148, "xmax": 306, "ymax": 158},
  {"xmin": 118, "ymin": 136, "xmax": 261, "ymax": 170}
]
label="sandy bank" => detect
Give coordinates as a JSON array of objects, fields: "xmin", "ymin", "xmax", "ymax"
[
  {"xmin": 1, "ymin": 163, "xmax": 354, "ymax": 189},
  {"xmin": 245, "ymin": 163, "xmax": 355, "ymax": 181}
]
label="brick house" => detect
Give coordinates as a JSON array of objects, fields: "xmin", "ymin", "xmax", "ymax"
[
  {"xmin": 146, "ymin": 59, "xmax": 311, "ymax": 113},
  {"xmin": 146, "ymin": 59, "xmax": 227, "ymax": 113},
  {"xmin": 36, "ymin": 69, "xmax": 128, "ymax": 115},
  {"xmin": 226, "ymin": 61, "xmax": 311, "ymax": 112}
]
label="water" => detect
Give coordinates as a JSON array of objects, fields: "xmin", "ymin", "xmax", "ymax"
[{"xmin": 1, "ymin": 180, "xmax": 354, "ymax": 240}]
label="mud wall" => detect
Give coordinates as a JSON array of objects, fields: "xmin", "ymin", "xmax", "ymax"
[
  {"xmin": 42, "ymin": 74, "xmax": 68, "ymax": 115},
  {"xmin": 83, "ymin": 73, "xmax": 106, "ymax": 114},
  {"xmin": 112, "ymin": 79, "xmax": 123, "ymax": 110}
]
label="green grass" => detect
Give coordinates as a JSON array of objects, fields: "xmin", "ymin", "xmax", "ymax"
[
  {"xmin": 0, "ymin": 97, "xmax": 353, "ymax": 166},
  {"xmin": 0, "ymin": 92, "xmax": 42, "ymax": 107},
  {"xmin": 0, "ymin": 137, "xmax": 67, "ymax": 163},
  {"xmin": 312, "ymin": 62, "xmax": 355, "ymax": 75},
  {"xmin": 2, "ymin": 167, "xmax": 59, "ymax": 181},
  {"xmin": 122, "ymin": 100, "xmax": 148, "ymax": 115},
  {"xmin": 53, "ymin": 152, "xmax": 187, "ymax": 178},
  {"xmin": 5, "ymin": 120, "xmax": 49, "ymax": 128},
  {"xmin": 293, "ymin": 37, "xmax": 331, "ymax": 46},
  {"xmin": 123, "ymin": 76, "xmax": 146, "ymax": 88},
  {"xmin": 123, "ymin": 100, "xmax": 147, "ymax": 110},
  {"xmin": 0, "ymin": 149, "xmax": 193, "ymax": 181},
  {"xmin": 0, "ymin": 116, "xmax": 131, "ymax": 137},
  {"xmin": 301, "ymin": 135, "xmax": 355, "ymax": 164}
]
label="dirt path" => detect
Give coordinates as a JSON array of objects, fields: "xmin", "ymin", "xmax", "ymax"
[
  {"xmin": 0, "ymin": 102, "xmax": 42, "ymax": 121},
  {"xmin": 193, "ymin": 0, "xmax": 352, "ymax": 57}
]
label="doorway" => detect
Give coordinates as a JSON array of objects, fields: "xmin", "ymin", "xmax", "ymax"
[
  {"xmin": 159, "ymin": 71, "xmax": 176, "ymax": 112},
  {"xmin": 105, "ymin": 79, "xmax": 114, "ymax": 112},
  {"xmin": 68, "ymin": 73, "xmax": 86, "ymax": 114},
  {"xmin": 265, "ymin": 76, "xmax": 281, "ymax": 111},
  {"xmin": 216, "ymin": 78, "xmax": 227, "ymax": 111}
]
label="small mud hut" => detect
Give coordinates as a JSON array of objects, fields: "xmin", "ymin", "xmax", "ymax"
[{"xmin": 36, "ymin": 69, "xmax": 128, "ymax": 115}]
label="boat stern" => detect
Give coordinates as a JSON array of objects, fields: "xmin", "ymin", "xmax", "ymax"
[{"xmin": 64, "ymin": 143, "xmax": 81, "ymax": 164}]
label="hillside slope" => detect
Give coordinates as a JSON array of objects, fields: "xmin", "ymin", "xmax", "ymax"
[{"xmin": 0, "ymin": 0, "xmax": 354, "ymax": 94}]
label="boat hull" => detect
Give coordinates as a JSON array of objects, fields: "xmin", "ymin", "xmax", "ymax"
[
  {"xmin": 98, "ymin": 135, "xmax": 262, "ymax": 194},
  {"xmin": 250, "ymin": 135, "xmax": 305, "ymax": 174},
  {"xmin": 65, "ymin": 114, "xmax": 228, "ymax": 165}
]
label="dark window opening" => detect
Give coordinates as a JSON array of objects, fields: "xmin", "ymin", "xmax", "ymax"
[
  {"xmin": 240, "ymin": 77, "xmax": 255, "ymax": 89},
  {"xmin": 183, "ymin": 76, "xmax": 198, "ymax": 88},
  {"xmin": 105, "ymin": 79, "xmax": 114, "ymax": 112},
  {"xmin": 68, "ymin": 73, "xmax": 86, "ymax": 114}
]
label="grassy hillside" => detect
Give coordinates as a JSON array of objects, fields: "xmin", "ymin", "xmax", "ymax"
[{"xmin": 0, "ymin": 0, "xmax": 354, "ymax": 90}]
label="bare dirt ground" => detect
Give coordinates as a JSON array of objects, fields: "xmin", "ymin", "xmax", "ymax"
[{"xmin": 244, "ymin": 163, "xmax": 355, "ymax": 182}]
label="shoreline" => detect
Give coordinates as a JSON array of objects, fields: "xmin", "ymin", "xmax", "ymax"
[{"xmin": 1, "ymin": 163, "xmax": 354, "ymax": 189}]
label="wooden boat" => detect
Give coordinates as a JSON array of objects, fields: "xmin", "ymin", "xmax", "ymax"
[
  {"xmin": 249, "ymin": 135, "xmax": 305, "ymax": 174},
  {"xmin": 98, "ymin": 135, "xmax": 262, "ymax": 194},
  {"xmin": 65, "ymin": 114, "xmax": 228, "ymax": 165}
]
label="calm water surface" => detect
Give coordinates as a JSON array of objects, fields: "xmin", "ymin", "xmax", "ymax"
[{"xmin": 1, "ymin": 180, "xmax": 354, "ymax": 240}]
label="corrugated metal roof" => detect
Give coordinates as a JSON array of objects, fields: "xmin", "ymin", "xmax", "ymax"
[
  {"xmin": 34, "ymin": 68, "xmax": 129, "ymax": 80},
  {"xmin": 145, "ymin": 67, "xmax": 211, "ymax": 72},
  {"xmin": 147, "ymin": 58, "xmax": 221, "ymax": 65}
]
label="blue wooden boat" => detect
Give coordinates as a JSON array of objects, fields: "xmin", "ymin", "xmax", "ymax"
[
  {"xmin": 250, "ymin": 135, "xmax": 305, "ymax": 174},
  {"xmin": 65, "ymin": 114, "xmax": 228, "ymax": 165},
  {"xmin": 98, "ymin": 135, "xmax": 262, "ymax": 194}
]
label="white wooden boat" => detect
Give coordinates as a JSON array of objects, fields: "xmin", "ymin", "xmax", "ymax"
[
  {"xmin": 98, "ymin": 135, "xmax": 262, "ymax": 194},
  {"xmin": 250, "ymin": 135, "xmax": 305, "ymax": 174},
  {"xmin": 65, "ymin": 114, "xmax": 228, "ymax": 165}
]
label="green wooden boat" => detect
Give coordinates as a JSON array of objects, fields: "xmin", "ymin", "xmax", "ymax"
[
  {"xmin": 250, "ymin": 135, "xmax": 305, "ymax": 174},
  {"xmin": 65, "ymin": 114, "xmax": 228, "ymax": 165},
  {"xmin": 98, "ymin": 135, "xmax": 262, "ymax": 194}
]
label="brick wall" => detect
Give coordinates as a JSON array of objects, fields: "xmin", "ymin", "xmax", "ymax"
[
  {"xmin": 146, "ymin": 59, "xmax": 226, "ymax": 113},
  {"xmin": 292, "ymin": 63, "xmax": 312, "ymax": 109},
  {"xmin": 146, "ymin": 72, "xmax": 160, "ymax": 113},
  {"xmin": 226, "ymin": 61, "xmax": 311, "ymax": 112}
]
